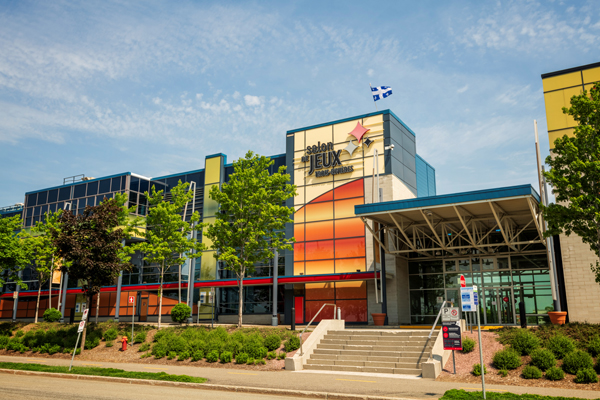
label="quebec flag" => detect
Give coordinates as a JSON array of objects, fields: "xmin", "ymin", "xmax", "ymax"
[{"xmin": 371, "ymin": 86, "xmax": 392, "ymax": 101}]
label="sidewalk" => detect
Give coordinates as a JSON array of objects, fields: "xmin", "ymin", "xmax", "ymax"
[{"xmin": 0, "ymin": 355, "xmax": 598, "ymax": 399}]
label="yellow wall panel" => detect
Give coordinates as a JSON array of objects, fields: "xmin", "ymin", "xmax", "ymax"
[
  {"xmin": 203, "ymin": 184, "xmax": 219, "ymax": 216},
  {"xmin": 294, "ymin": 168, "xmax": 306, "ymax": 187},
  {"xmin": 305, "ymin": 170, "xmax": 333, "ymax": 186},
  {"xmin": 364, "ymin": 154, "xmax": 385, "ymax": 175},
  {"xmin": 544, "ymin": 87, "xmax": 582, "ymax": 131},
  {"xmin": 362, "ymin": 114, "xmax": 383, "ymax": 128},
  {"xmin": 204, "ymin": 157, "xmax": 222, "ymax": 185},
  {"xmin": 583, "ymin": 67, "xmax": 600, "ymax": 84},
  {"xmin": 305, "ymin": 126, "xmax": 333, "ymax": 146},
  {"xmin": 333, "ymin": 119, "xmax": 361, "ymax": 144},
  {"xmin": 304, "ymin": 182, "xmax": 334, "ymax": 203},
  {"xmin": 294, "ymin": 131, "xmax": 305, "ymax": 152},
  {"xmin": 333, "ymin": 157, "xmax": 363, "ymax": 181},
  {"xmin": 362, "ymin": 135, "xmax": 384, "ymax": 157},
  {"xmin": 294, "ymin": 150, "xmax": 305, "ymax": 169},
  {"xmin": 549, "ymin": 128, "xmax": 575, "ymax": 147},
  {"xmin": 295, "ymin": 186, "xmax": 305, "ymax": 206},
  {"xmin": 585, "ymin": 84, "xmax": 596, "ymax": 93},
  {"xmin": 542, "ymin": 72, "xmax": 582, "ymax": 92},
  {"xmin": 334, "ymin": 141, "xmax": 363, "ymax": 163}
]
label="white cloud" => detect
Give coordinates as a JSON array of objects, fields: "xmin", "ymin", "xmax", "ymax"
[
  {"xmin": 457, "ymin": 84, "xmax": 469, "ymax": 93},
  {"xmin": 367, "ymin": 69, "xmax": 374, "ymax": 76},
  {"xmin": 244, "ymin": 95, "xmax": 261, "ymax": 106}
]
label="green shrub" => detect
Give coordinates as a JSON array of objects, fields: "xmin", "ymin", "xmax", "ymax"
[
  {"xmin": 177, "ymin": 351, "xmax": 190, "ymax": 361},
  {"xmin": 258, "ymin": 359, "xmax": 266, "ymax": 365},
  {"xmin": 106, "ymin": 341, "xmax": 114, "ymax": 348},
  {"xmin": 84, "ymin": 337, "xmax": 100, "ymax": 350},
  {"xmin": 545, "ymin": 366, "xmax": 565, "ymax": 381},
  {"xmin": 235, "ymin": 352, "xmax": 249, "ymax": 364},
  {"xmin": 0, "ymin": 335, "xmax": 10, "ymax": 349},
  {"xmin": 246, "ymin": 358, "xmax": 254, "ymax": 365},
  {"xmin": 284, "ymin": 336, "xmax": 300, "ymax": 352},
  {"xmin": 277, "ymin": 352, "xmax": 286, "ymax": 360},
  {"xmin": 563, "ymin": 350, "xmax": 594, "ymax": 375},
  {"xmin": 575, "ymin": 368, "xmax": 598, "ymax": 383},
  {"xmin": 220, "ymin": 351, "xmax": 233, "ymax": 363},
  {"xmin": 529, "ymin": 349, "xmax": 556, "ymax": 371},
  {"xmin": 138, "ymin": 343, "xmax": 151, "ymax": 352},
  {"xmin": 152, "ymin": 342, "xmax": 167, "ymax": 359},
  {"xmin": 103, "ymin": 328, "xmax": 118, "ymax": 342},
  {"xmin": 206, "ymin": 339, "xmax": 225, "ymax": 356},
  {"xmin": 167, "ymin": 351, "xmax": 176, "ymax": 360},
  {"xmin": 191, "ymin": 350, "xmax": 204, "ymax": 362},
  {"xmin": 134, "ymin": 332, "xmax": 147, "ymax": 344},
  {"xmin": 206, "ymin": 350, "xmax": 219, "ymax": 363},
  {"xmin": 153, "ymin": 330, "xmax": 168, "ymax": 342},
  {"xmin": 170, "ymin": 303, "xmax": 192, "ymax": 323},
  {"xmin": 547, "ymin": 334, "xmax": 576, "ymax": 359},
  {"xmin": 498, "ymin": 369, "xmax": 508, "ymax": 377},
  {"xmin": 42, "ymin": 308, "xmax": 61, "ymax": 322},
  {"xmin": 461, "ymin": 338, "xmax": 476, "ymax": 353},
  {"xmin": 510, "ymin": 330, "xmax": 540, "ymax": 356},
  {"xmin": 15, "ymin": 330, "xmax": 24, "ymax": 338},
  {"xmin": 492, "ymin": 348, "xmax": 522, "ymax": 370},
  {"xmin": 223, "ymin": 339, "xmax": 242, "ymax": 356},
  {"xmin": 264, "ymin": 334, "xmax": 282, "ymax": 351},
  {"xmin": 588, "ymin": 336, "xmax": 600, "ymax": 357},
  {"xmin": 166, "ymin": 336, "xmax": 187, "ymax": 355},
  {"xmin": 472, "ymin": 363, "xmax": 487, "ymax": 376},
  {"xmin": 267, "ymin": 351, "xmax": 276, "ymax": 360},
  {"xmin": 522, "ymin": 365, "xmax": 542, "ymax": 379}
]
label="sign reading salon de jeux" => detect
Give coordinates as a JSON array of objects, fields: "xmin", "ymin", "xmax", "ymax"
[{"xmin": 300, "ymin": 141, "xmax": 353, "ymax": 177}]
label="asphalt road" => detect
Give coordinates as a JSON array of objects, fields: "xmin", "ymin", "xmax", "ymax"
[
  {"xmin": 0, "ymin": 374, "xmax": 306, "ymax": 400},
  {"xmin": 0, "ymin": 355, "xmax": 599, "ymax": 399}
]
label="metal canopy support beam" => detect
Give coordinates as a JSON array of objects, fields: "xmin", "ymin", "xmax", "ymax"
[
  {"xmin": 361, "ymin": 217, "xmax": 389, "ymax": 253},
  {"xmin": 488, "ymin": 201, "xmax": 518, "ymax": 252},
  {"xmin": 526, "ymin": 197, "xmax": 546, "ymax": 245}
]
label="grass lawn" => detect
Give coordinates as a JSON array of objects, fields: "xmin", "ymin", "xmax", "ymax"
[
  {"xmin": 441, "ymin": 389, "xmax": 593, "ymax": 400},
  {"xmin": 0, "ymin": 361, "xmax": 206, "ymax": 383}
]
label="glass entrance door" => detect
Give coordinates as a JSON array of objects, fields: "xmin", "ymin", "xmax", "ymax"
[{"xmin": 482, "ymin": 288, "xmax": 514, "ymax": 325}]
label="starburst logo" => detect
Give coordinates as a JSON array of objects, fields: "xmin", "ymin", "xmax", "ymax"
[{"xmin": 343, "ymin": 122, "xmax": 373, "ymax": 156}]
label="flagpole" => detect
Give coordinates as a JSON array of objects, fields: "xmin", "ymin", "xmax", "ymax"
[{"xmin": 370, "ymin": 83, "xmax": 378, "ymax": 111}]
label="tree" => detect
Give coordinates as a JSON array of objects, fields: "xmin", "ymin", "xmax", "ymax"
[
  {"xmin": 205, "ymin": 151, "xmax": 296, "ymax": 327},
  {"xmin": 0, "ymin": 214, "xmax": 28, "ymax": 290},
  {"xmin": 21, "ymin": 210, "xmax": 62, "ymax": 323},
  {"xmin": 130, "ymin": 181, "xmax": 205, "ymax": 329},
  {"xmin": 543, "ymin": 81, "xmax": 600, "ymax": 282},
  {"xmin": 51, "ymin": 193, "xmax": 137, "ymax": 350}
]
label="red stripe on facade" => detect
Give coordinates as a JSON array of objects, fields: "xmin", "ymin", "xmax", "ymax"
[{"xmin": 0, "ymin": 272, "xmax": 379, "ymax": 297}]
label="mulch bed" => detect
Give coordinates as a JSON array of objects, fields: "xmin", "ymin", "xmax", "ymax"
[
  {"xmin": 437, "ymin": 331, "xmax": 600, "ymax": 391},
  {"xmin": 0, "ymin": 328, "xmax": 311, "ymax": 372}
]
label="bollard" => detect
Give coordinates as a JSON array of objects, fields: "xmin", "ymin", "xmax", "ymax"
[
  {"xmin": 337, "ymin": 307, "xmax": 341, "ymax": 320},
  {"xmin": 519, "ymin": 302, "xmax": 527, "ymax": 328},
  {"xmin": 291, "ymin": 307, "xmax": 296, "ymax": 331}
]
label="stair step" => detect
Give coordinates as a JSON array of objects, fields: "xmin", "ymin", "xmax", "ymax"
[
  {"xmin": 303, "ymin": 364, "xmax": 421, "ymax": 376},
  {"xmin": 312, "ymin": 348, "xmax": 431, "ymax": 359}
]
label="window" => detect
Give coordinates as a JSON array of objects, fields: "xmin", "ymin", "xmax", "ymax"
[
  {"xmin": 98, "ymin": 179, "xmax": 111, "ymax": 194},
  {"xmin": 48, "ymin": 189, "xmax": 58, "ymax": 203},
  {"xmin": 73, "ymin": 184, "xmax": 86, "ymax": 198},
  {"xmin": 58, "ymin": 187, "xmax": 71, "ymax": 201},
  {"xmin": 37, "ymin": 191, "xmax": 48, "ymax": 205},
  {"xmin": 86, "ymin": 181, "xmax": 98, "ymax": 196},
  {"xmin": 111, "ymin": 177, "xmax": 121, "ymax": 192}
]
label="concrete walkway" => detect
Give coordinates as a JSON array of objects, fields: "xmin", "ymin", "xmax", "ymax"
[{"xmin": 0, "ymin": 355, "xmax": 598, "ymax": 399}]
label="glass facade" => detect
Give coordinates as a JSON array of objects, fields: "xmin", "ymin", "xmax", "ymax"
[{"xmin": 408, "ymin": 250, "xmax": 552, "ymax": 325}]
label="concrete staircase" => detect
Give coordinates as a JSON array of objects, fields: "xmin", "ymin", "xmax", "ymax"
[{"xmin": 304, "ymin": 330, "xmax": 436, "ymax": 376}]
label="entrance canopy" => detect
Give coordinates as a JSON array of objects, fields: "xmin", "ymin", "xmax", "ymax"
[{"xmin": 355, "ymin": 185, "xmax": 544, "ymax": 257}]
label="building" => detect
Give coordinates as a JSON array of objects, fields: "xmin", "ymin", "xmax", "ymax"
[
  {"xmin": 541, "ymin": 61, "xmax": 600, "ymax": 323},
  {"xmin": 0, "ymin": 109, "xmax": 555, "ymax": 326}
]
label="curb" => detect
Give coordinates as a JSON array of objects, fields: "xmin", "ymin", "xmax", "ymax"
[{"xmin": 0, "ymin": 368, "xmax": 415, "ymax": 400}]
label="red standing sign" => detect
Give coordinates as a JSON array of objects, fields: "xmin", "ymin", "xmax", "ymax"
[
  {"xmin": 129, "ymin": 296, "xmax": 134, "ymax": 304},
  {"xmin": 460, "ymin": 275, "xmax": 466, "ymax": 288}
]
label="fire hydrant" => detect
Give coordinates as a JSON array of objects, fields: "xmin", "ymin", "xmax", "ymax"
[{"xmin": 121, "ymin": 336, "xmax": 128, "ymax": 351}]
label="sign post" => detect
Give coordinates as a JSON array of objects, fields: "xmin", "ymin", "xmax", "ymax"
[
  {"xmin": 474, "ymin": 285, "xmax": 486, "ymax": 399},
  {"xmin": 441, "ymin": 306, "xmax": 462, "ymax": 374},
  {"xmin": 129, "ymin": 296, "xmax": 135, "ymax": 341},
  {"xmin": 69, "ymin": 309, "xmax": 88, "ymax": 371}
]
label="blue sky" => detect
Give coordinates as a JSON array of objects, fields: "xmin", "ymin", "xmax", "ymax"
[{"xmin": 0, "ymin": 0, "xmax": 599, "ymax": 206}]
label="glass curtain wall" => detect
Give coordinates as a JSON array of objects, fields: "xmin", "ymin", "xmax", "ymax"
[{"xmin": 408, "ymin": 251, "xmax": 552, "ymax": 325}]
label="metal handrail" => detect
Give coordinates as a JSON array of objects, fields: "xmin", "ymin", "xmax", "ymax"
[
  {"xmin": 299, "ymin": 303, "xmax": 337, "ymax": 356},
  {"xmin": 428, "ymin": 301, "xmax": 447, "ymax": 339}
]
